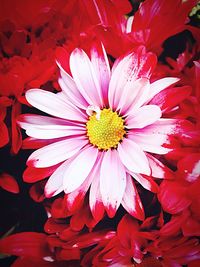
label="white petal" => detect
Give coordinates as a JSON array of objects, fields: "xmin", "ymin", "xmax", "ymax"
[
  {"xmin": 100, "ymin": 150, "xmax": 126, "ymax": 218},
  {"xmin": 26, "ymin": 89, "xmax": 86, "ymax": 122},
  {"xmin": 118, "ymin": 138, "xmax": 150, "ymax": 175},
  {"xmin": 126, "ymin": 105, "xmax": 161, "ymax": 129},
  {"xmin": 27, "ymin": 137, "xmax": 87, "ymax": 168},
  {"xmin": 70, "ymin": 48, "xmax": 103, "ymax": 107},
  {"xmin": 63, "ymin": 146, "xmax": 98, "ymax": 193}
]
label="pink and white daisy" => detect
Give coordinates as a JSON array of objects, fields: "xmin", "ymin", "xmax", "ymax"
[{"xmin": 18, "ymin": 45, "xmax": 184, "ymax": 220}]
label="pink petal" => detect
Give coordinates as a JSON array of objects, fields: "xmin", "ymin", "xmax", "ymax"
[
  {"xmin": 45, "ymin": 160, "xmax": 71, "ymax": 197},
  {"xmin": 100, "ymin": 150, "xmax": 126, "ymax": 218},
  {"xmin": 128, "ymin": 119, "xmax": 178, "ymax": 154},
  {"xmin": 23, "ymin": 164, "xmax": 61, "ymax": 183},
  {"xmin": 117, "ymin": 78, "xmax": 150, "ymax": 115},
  {"xmin": 18, "ymin": 114, "xmax": 86, "ymax": 139},
  {"xmin": 146, "ymin": 77, "xmax": 179, "ymax": 103},
  {"xmin": 63, "ymin": 146, "xmax": 98, "ymax": 193},
  {"xmin": 121, "ymin": 174, "xmax": 144, "ymax": 220},
  {"xmin": 131, "ymin": 172, "xmax": 159, "ymax": 193},
  {"xmin": 126, "ymin": 105, "xmax": 161, "ymax": 129},
  {"xmin": 109, "ymin": 47, "xmax": 157, "ymax": 110},
  {"xmin": 108, "ymin": 53, "xmax": 133, "ymax": 110},
  {"xmin": 58, "ymin": 66, "xmax": 88, "ymax": 109},
  {"xmin": 89, "ymin": 157, "xmax": 105, "ymax": 221},
  {"xmin": 125, "ymin": 80, "xmax": 151, "ymax": 114},
  {"xmin": 146, "ymin": 154, "xmax": 174, "ymax": 179},
  {"xmin": 91, "ymin": 43, "xmax": 110, "ymax": 105},
  {"xmin": 27, "ymin": 137, "xmax": 87, "ymax": 168},
  {"xmin": 26, "ymin": 89, "xmax": 86, "ymax": 122},
  {"xmin": 66, "ymin": 161, "xmax": 98, "ymax": 212},
  {"xmin": 89, "ymin": 174, "xmax": 105, "ymax": 222},
  {"xmin": 24, "ymin": 127, "xmax": 85, "ymax": 140},
  {"xmin": 118, "ymin": 138, "xmax": 150, "ymax": 175},
  {"xmin": 129, "ymin": 133, "xmax": 170, "ymax": 154},
  {"xmin": 18, "ymin": 114, "xmax": 80, "ymax": 129},
  {"xmin": 70, "ymin": 48, "xmax": 103, "ymax": 107}
]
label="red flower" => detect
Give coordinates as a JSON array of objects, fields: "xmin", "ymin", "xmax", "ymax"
[
  {"xmin": 96, "ymin": 0, "xmax": 197, "ymax": 57},
  {"xmin": 92, "ymin": 214, "xmax": 157, "ymax": 266}
]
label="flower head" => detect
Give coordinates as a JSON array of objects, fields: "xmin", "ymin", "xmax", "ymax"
[{"xmin": 19, "ymin": 44, "xmax": 184, "ymax": 219}]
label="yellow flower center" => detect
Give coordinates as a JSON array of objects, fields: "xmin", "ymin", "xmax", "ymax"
[{"xmin": 86, "ymin": 108, "xmax": 126, "ymax": 150}]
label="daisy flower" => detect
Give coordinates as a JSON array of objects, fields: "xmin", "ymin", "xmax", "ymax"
[{"xmin": 18, "ymin": 44, "xmax": 182, "ymax": 220}]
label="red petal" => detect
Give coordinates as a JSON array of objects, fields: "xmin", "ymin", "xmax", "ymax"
[
  {"xmin": 0, "ymin": 232, "xmax": 51, "ymax": 259},
  {"xmin": 149, "ymin": 86, "xmax": 192, "ymax": 113},
  {"xmin": 122, "ymin": 175, "xmax": 144, "ymax": 220},
  {"xmin": 147, "ymin": 154, "xmax": 174, "ymax": 179},
  {"xmin": 29, "ymin": 181, "xmax": 46, "ymax": 202},
  {"xmin": 11, "ymin": 101, "xmax": 22, "ymax": 154},
  {"xmin": 0, "ymin": 173, "xmax": 19, "ymax": 193},
  {"xmin": 177, "ymin": 153, "xmax": 200, "ymax": 183},
  {"xmin": 0, "ymin": 122, "xmax": 9, "ymax": 148},
  {"xmin": 23, "ymin": 164, "xmax": 61, "ymax": 183},
  {"xmin": 158, "ymin": 180, "xmax": 191, "ymax": 214}
]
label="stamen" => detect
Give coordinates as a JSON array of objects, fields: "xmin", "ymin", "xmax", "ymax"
[{"xmin": 86, "ymin": 108, "xmax": 126, "ymax": 150}]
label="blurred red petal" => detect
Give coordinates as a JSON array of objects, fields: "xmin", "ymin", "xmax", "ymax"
[
  {"xmin": 158, "ymin": 181, "xmax": 191, "ymax": 214},
  {"xmin": 0, "ymin": 173, "xmax": 19, "ymax": 193},
  {"xmin": 0, "ymin": 232, "xmax": 51, "ymax": 259}
]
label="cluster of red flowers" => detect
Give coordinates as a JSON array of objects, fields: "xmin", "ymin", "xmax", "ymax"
[{"xmin": 0, "ymin": 0, "xmax": 200, "ymax": 266}]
